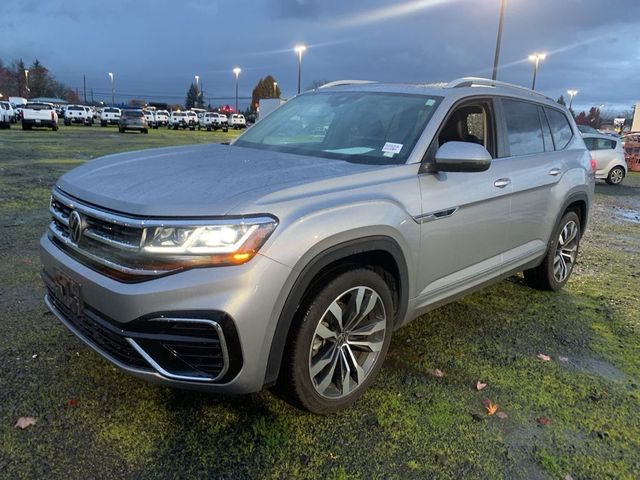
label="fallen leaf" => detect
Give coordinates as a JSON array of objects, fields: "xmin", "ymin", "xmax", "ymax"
[
  {"xmin": 496, "ymin": 411, "xmax": 508, "ymax": 419},
  {"xmin": 428, "ymin": 368, "xmax": 445, "ymax": 377},
  {"xmin": 65, "ymin": 399, "xmax": 79, "ymax": 408},
  {"xmin": 558, "ymin": 356, "xmax": 569, "ymax": 362},
  {"xmin": 15, "ymin": 417, "xmax": 36, "ymax": 429},
  {"xmin": 31, "ymin": 354, "xmax": 38, "ymax": 359},
  {"xmin": 476, "ymin": 381, "xmax": 487, "ymax": 391},
  {"xmin": 537, "ymin": 417, "xmax": 551, "ymax": 426},
  {"xmin": 564, "ymin": 475, "xmax": 574, "ymax": 480},
  {"xmin": 328, "ymin": 452, "xmax": 338, "ymax": 460},
  {"xmin": 484, "ymin": 400, "xmax": 498, "ymax": 416},
  {"xmin": 537, "ymin": 353, "xmax": 551, "ymax": 362}
]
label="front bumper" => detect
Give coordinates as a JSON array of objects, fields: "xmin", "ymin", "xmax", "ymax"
[{"xmin": 40, "ymin": 234, "xmax": 292, "ymax": 393}]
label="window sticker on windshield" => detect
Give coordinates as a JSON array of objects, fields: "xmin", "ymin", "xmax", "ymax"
[
  {"xmin": 425, "ymin": 99, "xmax": 436, "ymax": 106},
  {"xmin": 382, "ymin": 142, "xmax": 403, "ymax": 155}
]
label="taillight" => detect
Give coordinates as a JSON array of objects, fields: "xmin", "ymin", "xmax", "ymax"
[
  {"xmin": 51, "ymin": 111, "xmax": 55, "ymax": 121},
  {"xmin": 590, "ymin": 159, "xmax": 597, "ymax": 172}
]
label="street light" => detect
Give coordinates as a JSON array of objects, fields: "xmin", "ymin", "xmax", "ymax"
[
  {"xmin": 528, "ymin": 53, "xmax": 546, "ymax": 91},
  {"xmin": 567, "ymin": 89, "xmax": 578, "ymax": 109},
  {"xmin": 492, "ymin": 0, "xmax": 507, "ymax": 81},
  {"xmin": 273, "ymin": 81, "xmax": 278, "ymax": 98},
  {"xmin": 233, "ymin": 67, "xmax": 241, "ymax": 113},
  {"xmin": 24, "ymin": 69, "xmax": 30, "ymax": 93},
  {"xmin": 195, "ymin": 74, "xmax": 200, "ymax": 107},
  {"xmin": 108, "ymin": 72, "xmax": 115, "ymax": 105},
  {"xmin": 294, "ymin": 44, "xmax": 306, "ymax": 94}
]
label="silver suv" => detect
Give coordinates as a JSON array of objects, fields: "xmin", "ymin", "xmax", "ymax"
[{"xmin": 41, "ymin": 78, "xmax": 594, "ymax": 413}]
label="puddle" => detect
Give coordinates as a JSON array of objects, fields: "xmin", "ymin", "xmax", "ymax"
[
  {"xmin": 615, "ymin": 207, "xmax": 640, "ymax": 224},
  {"xmin": 565, "ymin": 356, "xmax": 629, "ymax": 382}
]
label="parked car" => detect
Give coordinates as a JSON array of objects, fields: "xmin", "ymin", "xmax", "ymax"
[
  {"xmin": 169, "ymin": 111, "xmax": 190, "ymax": 129},
  {"xmin": 0, "ymin": 101, "xmax": 14, "ymax": 128},
  {"xmin": 22, "ymin": 102, "xmax": 58, "ymax": 130},
  {"xmin": 212, "ymin": 112, "xmax": 228, "ymax": 132},
  {"xmin": 155, "ymin": 110, "xmax": 169, "ymax": 127},
  {"xmin": 185, "ymin": 111, "xmax": 198, "ymax": 130},
  {"xmin": 118, "ymin": 109, "xmax": 148, "ymax": 134},
  {"xmin": 64, "ymin": 105, "xmax": 93, "ymax": 126},
  {"xmin": 40, "ymin": 77, "xmax": 594, "ymax": 413},
  {"xmin": 100, "ymin": 107, "xmax": 121, "ymax": 126},
  {"xmin": 198, "ymin": 112, "xmax": 219, "ymax": 131},
  {"xmin": 229, "ymin": 114, "xmax": 247, "ymax": 129},
  {"xmin": 143, "ymin": 110, "xmax": 157, "ymax": 129},
  {"xmin": 582, "ymin": 133, "xmax": 627, "ymax": 185}
]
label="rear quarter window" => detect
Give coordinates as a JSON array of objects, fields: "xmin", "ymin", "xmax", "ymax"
[{"xmin": 544, "ymin": 108, "xmax": 573, "ymax": 150}]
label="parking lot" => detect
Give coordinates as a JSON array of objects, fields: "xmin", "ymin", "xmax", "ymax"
[{"xmin": 0, "ymin": 125, "xmax": 638, "ymax": 479}]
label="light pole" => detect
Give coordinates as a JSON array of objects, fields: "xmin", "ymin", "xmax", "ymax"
[
  {"xmin": 294, "ymin": 44, "xmax": 306, "ymax": 94},
  {"xmin": 233, "ymin": 67, "xmax": 241, "ymax": 113},
  {"xmin": 24, "ymin": 69, "xmax": 30, "ymax": 94},
  {"xmin": 567, "ymin": 90, "xmax": 578, "ymax": 110},
  {"xmin": 492, "ymin": 0, "xmax": 506, "ymax": 81},
  {"xmin": 195, "ymin": 74, "xmax": 200, "ymax": 107},
  {"xmin": 528, "ymin": 53, "xmax": 546, "ymax": 91},
  {"xmin": 108, "ymin": 72, "xmax": 114, "ymax": 105},
  {"xmin": 273, "ymin": 81, "xmax": 278, "ymax": 98}
]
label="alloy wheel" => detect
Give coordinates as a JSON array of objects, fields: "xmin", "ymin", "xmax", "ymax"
[
  {"xmin": 609, "ymin": 168, "xmax": 624, "ymax": 185},
  {"xmin": 553, "ymin": 220, "xmax": 578, "ymax": 283},
  {"xmin": 308, "ymin": 286, "xmax": 387, "ymax": 399}
]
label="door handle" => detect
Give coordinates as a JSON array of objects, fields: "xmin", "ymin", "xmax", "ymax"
[
  {"xmin": 494, "ymin": 178, "xmax": 511, "ymax": 188},
  {"xmin": 548, "ymin": 168, "xmax": 562, "ymax": 176}
]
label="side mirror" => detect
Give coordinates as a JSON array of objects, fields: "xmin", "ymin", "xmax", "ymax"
[{"xmin": 426, "ymin": 141, "xmax": 492, "ymax": 173}]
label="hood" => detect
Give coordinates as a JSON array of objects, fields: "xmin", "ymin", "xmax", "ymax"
[{"xmin": 56, "ymin": 143, "xmax": 380, "ymax": 216}]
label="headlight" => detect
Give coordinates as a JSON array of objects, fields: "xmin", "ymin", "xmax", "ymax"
[{"xmin": 142, "ymin": 216, "xmax": 277, "ymax": 265}]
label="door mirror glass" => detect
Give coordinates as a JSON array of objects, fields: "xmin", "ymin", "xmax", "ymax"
[{"xmin": 428, "ymin": 141, "xmax": 492, "ymax": 172}]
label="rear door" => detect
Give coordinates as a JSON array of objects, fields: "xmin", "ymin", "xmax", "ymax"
[{"xmin": 498, "ymin": 99, "xmax": 576, "ymax": 270}]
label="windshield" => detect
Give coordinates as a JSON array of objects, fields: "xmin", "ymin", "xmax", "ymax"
[
  {"xmin": 26, "ymin": 103, "xmax": 52, "ymax": 110},
  {"xmin": 124, "ymin": 110, "xmax": 143, "ymax": 118},
  {"xmin": 104, "ymin": 108, "xmax": 119, "ymax": 113},
  {"xmin": 235, "ymin": 91, "xmax": 441, "ymax": 164}
]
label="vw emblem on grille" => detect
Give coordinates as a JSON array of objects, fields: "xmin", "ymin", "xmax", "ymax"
[{"xmin": 68, "ymin": 211, "xmax": 84, "ymax": 244}]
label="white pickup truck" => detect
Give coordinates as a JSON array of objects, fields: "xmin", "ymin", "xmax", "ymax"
[
  {"xmin": 21, "ymin": 102, "xmax": 59, "ymax": 131},
  {"xmin": 0, "ymin": 101, "xmax": 14, "ymax": 129},
  {"xmin": 100, "ymin": 107, "xmax": 121, "ymax": 127},
  {"xmin": 155, "ymin": 110, "xmax": 169, "ymax": 127},
  {"xmin": 64, "ymin": 105, "xmax": 93, "ymax": 126},
  {"xmin": 229, "ymin": 114, "xmax": 247, "ymax": 129}
]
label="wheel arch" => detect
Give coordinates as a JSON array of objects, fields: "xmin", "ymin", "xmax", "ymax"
[{"xmin": 263, "ymin": 235, "xmax": 409, "ymax": 387}]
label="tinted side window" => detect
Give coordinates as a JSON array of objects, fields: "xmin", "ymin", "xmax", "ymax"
[
  {"xmin": 502, "ymin": 99, "xmax": 544, "ymax": 156},
  {"xmin": 583, "ymin": 137, "xmax": 596, "ymax": 150},
  {"xmin": 596, "ymin": 138, "xmax": 615, "ymax": 150},
  {"xmin": 545, "ymin": 108, "xmax": 573, "ymax": 150}
]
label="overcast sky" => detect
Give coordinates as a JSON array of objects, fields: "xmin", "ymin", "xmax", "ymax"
[{"xmin": 1, "ymin": 0, "xmax": 639, "ymax": 112}]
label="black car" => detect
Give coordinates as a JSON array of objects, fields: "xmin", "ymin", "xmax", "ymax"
[{"xmin": 118, "ymin": 109, "xmax": 148, "ymax": 134}]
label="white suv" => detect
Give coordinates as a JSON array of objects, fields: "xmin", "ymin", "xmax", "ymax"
[
  {"xmin": 229, "ymin": 114, "xmax": 247, "ymax": 129},
  {"xmin": 0, "ymin": 101, "xmax": 14, "ymax": 129}
]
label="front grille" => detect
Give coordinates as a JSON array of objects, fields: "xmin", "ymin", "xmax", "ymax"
[{"xmin": 46, "ymin": 286, "xmax": 150, "ymax": 370}]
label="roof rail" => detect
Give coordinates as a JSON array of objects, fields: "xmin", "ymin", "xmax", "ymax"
[
  {"xmin": 318, "ymin": 80, "xmax": 377, "ymax": 89},
  {"xmin": 447, "ymin": 77, "xmax": 554, "ymax": 102}
]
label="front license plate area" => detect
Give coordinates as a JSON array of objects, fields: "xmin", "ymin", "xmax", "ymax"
[{"xmin": 54, "ymin": 270, "xmax": 83, "ymax": 318}]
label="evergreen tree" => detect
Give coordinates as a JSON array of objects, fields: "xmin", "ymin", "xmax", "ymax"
[
  {"xmin": 556, "ymin": 95, "xmax": 566, "ymax": 106},
  {"xmin": 185, "ymin": 83, "xmax": 199, "ymax": 109}
]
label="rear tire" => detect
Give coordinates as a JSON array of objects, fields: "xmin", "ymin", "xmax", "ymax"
[
  {"xmin": 606, "ymin": 166, "xmax": 625, "ymax": 185},
  {"xmin": 277, "ymin": 268, "xmax": 394, "ymax": 414},
  {"xmin": 524, "ymin": 211, "xmax": 581, "ymax": 291},
  {"xmin": 143, "ymin": 129, "xmax": 148, "ymax": 134}
]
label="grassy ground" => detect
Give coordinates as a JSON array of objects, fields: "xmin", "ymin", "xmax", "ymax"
[{"xmin": 0, "ymin": 125, "xmax": 638, "ymax": 479}]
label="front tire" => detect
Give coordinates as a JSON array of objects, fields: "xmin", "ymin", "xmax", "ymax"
[
  {"xmin": 524, "ymin": 211, "xmax": 581, "ymax": 291},
  {"xmin": 606, "ymin": 166, "xmax": 625, "ymax": 185},
  {"xmin": 278, "ymin": 269, "xmax": 394, "ymax": 414}
]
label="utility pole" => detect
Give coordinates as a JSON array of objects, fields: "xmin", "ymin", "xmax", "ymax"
[
  {"xmin": 91, "ymin": 88, "xmax": 94, "ymax": 104},
  {"xmin": 83, "ymin": 75, "xmax": 87, "ymax": 104},
  {"xmin": 492, "ymin": 0, "xmax": 506, "ymax": 81}
]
